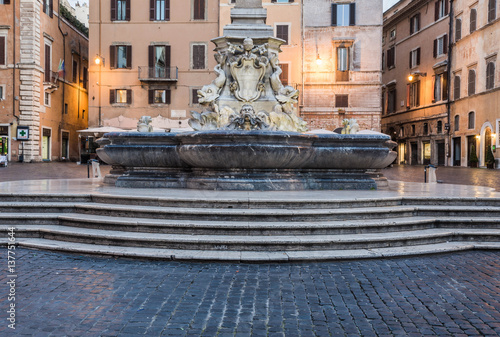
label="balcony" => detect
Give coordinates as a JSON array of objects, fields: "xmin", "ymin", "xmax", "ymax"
[{"xmin": 138, "ymin": 66, "xmax": 178, "ymax": 82}]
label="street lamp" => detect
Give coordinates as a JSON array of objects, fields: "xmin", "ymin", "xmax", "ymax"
[
  {"xmin": 94, "ymin": 55, "xmax": 105, "ymax": 67},
  {"xmin": 408, "ymin": 71, "xmax": 427, "ymax": 82},
  {"xmin": 316, "ymin": 54, "xmax": 322, "ymax": 65}
]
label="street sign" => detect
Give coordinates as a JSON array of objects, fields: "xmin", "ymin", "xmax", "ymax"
[{"xmin": 17, "ymin": 126, "xmax": 30, "ymax": 141}]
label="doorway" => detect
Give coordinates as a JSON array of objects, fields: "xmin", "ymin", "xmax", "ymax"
[
  {"xmin": 422, "ymin": 141, "xmax": 431, "ymax": 165},
  {"xmin": 61, "ymin": 131, "xmax": 69, "ymax": 160},
  {"xmin": 437, "ymin": 141, "xmax": 445, "ymax": 166},
  {"xmin": 453, "ymin": 137, "xmax": 461, "ymax": 166},
  {"xmin": 42, "ymin": 128, "xmax": 51, "ymax": 161},
  {"xmin": 410, "ymin": 142, "xmax": 418, "ymax": 165},
  {"xmin": 467, "ymin": 135, "xmax": 477, "ymax": 167}
]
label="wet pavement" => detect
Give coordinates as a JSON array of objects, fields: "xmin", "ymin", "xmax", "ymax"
[{"xmin": 1, "ymin": 248, "xmax": 500, "ymax": 336}]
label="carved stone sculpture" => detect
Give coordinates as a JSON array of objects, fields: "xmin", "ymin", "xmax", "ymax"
[{"xmin": 137, "ymin": 116, "xmax": 153, "ymax": 132}]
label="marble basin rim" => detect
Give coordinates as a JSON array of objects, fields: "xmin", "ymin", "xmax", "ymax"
[{"xmin": 97, "ymin": 130, "xmax": 397, "ymax": 170}]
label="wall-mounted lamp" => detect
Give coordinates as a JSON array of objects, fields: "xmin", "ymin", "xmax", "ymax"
[
  {"xmin": 316, "ymin": 54, "xmax": 322, "ymax": 65},
  {"xmin": 491, "ymin": 133, "xmax": 496, "ymax": 139},
  {"xmin": 94, "ymin": 55, "xmax": 105, "ymax": 67},
  {"xmin": 476, "ymin": 135, "xmax": 481, "ymax": 140},
  {"xmin": 408, "ymin": 71, "xmax": 427, "ymax": 82}
]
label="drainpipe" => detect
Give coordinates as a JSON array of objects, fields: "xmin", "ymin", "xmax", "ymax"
[
  {"xmin": 12, "ymin": 0, "xmax": 19, "ymax": 122},
  {"xmin": 300, "ymin": 0, "xmax": 305, "ymax": 116},
  {"xmin": 58, "ymin": 0, "xmax": 68, "ymax": 117},
  {"xmin": 446, "ymin": 0, "xmax": 454, "ymax": 166}
]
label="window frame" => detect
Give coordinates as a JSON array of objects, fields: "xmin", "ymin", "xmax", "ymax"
[
  {"xmin": 191, "ymin": 43, "xmax": 207, "ymax": 70},
  {"xmin": 468, "ymin": 111, "xmax": 475, "ymax": 129},
  {"xmin": 409, "ymin": 47, "xmax": 421, "ymax": 69},
  {"xmin": 387, "ymin": 46, "xmax": 396, "ymax": 69},
  {"xmin": 486, "ymin": 62, "xmax": 495, "ymax": 90},
  {"xmin": 149, "ymin": 88, "xmax": 171, "ymax": 105},
  {"xmin": 454, "ymin": 115, "xmax": 460, "ymax": 131},
  {"xmin": 468, "ymin": 68, "xmax": 476, "ymax": 96},
  {"xmin": 408, "ymin": 80, "xmax": 421, "ymax": 108},
  {"xmin": 190, "ymin": 87, "xmax": 201, "ymax": 106},
  {"xmin": 276, "ymin": 24, "xmax": 290, "ymax": 45},
  {"xmin": 193, "ymin": 0, "xmax": 206, "ymax": 20},
  {"xmin": 410, "ymin": 13, "xmax": 420, "ymax": 35},
  {"xmin": 331, "ymin": 3, "xmax": 356, "ymax": 27},
  {"xmin": 0, "ymin": 85, "xmax": 4, "ymax": 100},
  {"xmin": 387, "ymin": 86, "xmax": 397, "ymax": 114},
  {"xmin": 44, "ymin": 42, "xmax": 52, "ymax": 83},
  {"xmin": 488, "ymin": 0, "xmax": 497, "ymax": 22},
  {"xmin": 470, "ymin": 8, "xmax": 477, "ymax": 33},
  {"xmin": 455, "ymin": 17, "xmax": 462, "ymax": 41},
  {"xmin": 110, "ymin": 45, "xmax": 132, "ymax": 70},
  {"xmin": 111, "ymin": 0, "xmax": 130, "ymax": 21},
  {"xmin": 110, "ymin": 89, "xmax": 132, "ymax": 104}
]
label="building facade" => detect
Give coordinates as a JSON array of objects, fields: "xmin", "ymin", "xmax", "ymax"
[
  {"xmin": 302, "ymin": 0, "xmax": 383, "ymax": 131},
  {"xmin": 451, "ymin": 0, "xmax": 499, "ymax": 167},
  {"xmin": 382, "ymin": 0, "xmax": 452, "ymax": 166},
  {"xmin": 0, "ymin": 0, "xmax": 89, "ymax": 162},
  {"xmin": 88, "ymin": 0, "xmax": 219, "ymax": 130}
]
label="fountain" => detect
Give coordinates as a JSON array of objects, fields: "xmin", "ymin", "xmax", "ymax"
[{"xmin": 97, "ymin": 0, "xmax": 396, "ymax": 190}]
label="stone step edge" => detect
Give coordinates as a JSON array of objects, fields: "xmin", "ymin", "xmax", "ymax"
[
  {"xmin": 2, "ymin": 238, "xmax": 498, "ymax": 261},
  {"xmin": 3, "ymin": 225, "xmax": 500, "ymax": 244}
]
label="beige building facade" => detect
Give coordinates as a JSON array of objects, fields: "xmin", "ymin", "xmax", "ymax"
[
  {"xmin": 88, "ymin": 0, "xmax": 219, "ymax": 130},
  {"xmin": 0, "ymin": 0, "xmax": 89, "ymax": 162},
  {"xmin": 451, "ymin": 0, "xmax": 500, "ymax": 167},
  {"xmin": 382, "ymin": 0, "xmax": 452, "ymax": 166},
  {"xmin": 302, "ymin": 0, "xmax": 383, "ymax": 131}
]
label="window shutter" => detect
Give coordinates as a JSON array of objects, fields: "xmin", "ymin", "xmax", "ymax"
[
  {"xmin": 126, "ymin": 45, "xmax": 132, "ymax": 68},
  {"xmin": 148, "ymin": 45, "xmax": 154, "ymax": 69},
  {"xmin": 409, "ymin": 51, "xmax": 412, "ymax": 69},
  {"xmin": 443, "ymin": 34, "xmax": 448, "ymax": 54},
  {"xmin": 109, "ymin": 89, "xmax": 115, "ymax": 104},
  {"xmin": 406, "ymin": 84, "xmax": 410, "ymax": 108},
  {"xmin": 417, "ymin": 14, "xmax": 420, "ymax": 31},
  {"xmin": 417, "ymin": 48, "xmax": 421, "ymax": 65},
  {"xmin": 166, "ymin": 89, "xmax": 171, "ymax": 104},
  {"xmin": 49, "ymin": 0, "xmax": 53, "ymax": 18},
  {"xmin": 456, "ymin": 19, "xmax": 462, "ymax": 41},
  {"xmin": 488, "ymin": 0, "xmax": 496, "ymax": 21},
  {"xmin": 110, "ymin": 46, "xmax": 116, "ymax": 69},
  {"xmin": 194, "ymin": 0, "xmax": 205, "ymax": 20},
  {"xmin": 410, "ymin": 17, "xmax": 414, "ymax": 35},
  {"xmin": 45, "ymin": 44, "xmax": 51, "ymax": 82},
  {"xmin": 331, "ymin": 4, "xmax": 337, "ymax": 26},
  {"xmin": 165, "ymin": 0, "xmax": 170, "ymax": 21},
  {"xmin": 271, "ymin": 0, "xmax": 276, "ymax": 2},
  {"xmin": 468, "ymin": 70, "xmax": 475, "ymax": 95},
  {"xmin": 150, "ymin": 0, "xmax": 155, "ymax": 20},
  {"xmin": 433, "ymin": 39, "xmax": 437, "ymax": 58},
  {"xmin": 0, "ymin": 36, "xmax": 5, "ymax": 66},
  {"xmin": 193, "ymin": 45, "xmax": 205, "ymax": 69},
  {"xmin": 192, "ymin": 89, "xmax": 199, "ymax": 104},
  {"xmin": 149, "ymin": 90, "xmax": 154, "ymax": 104},
  {"xmin": 4, "ymin": 0, "xmax": 10, "ymax": 4},
  {"xmin": 111, "ymin": 0, "xmax": 116, "ymax": 21},
  {"xmin": 443, "ymin": 72, "xmax": 448, "ymax": 100},
  {"xmin": 416, "ymin": 81, "xmax": 421, "ymax": 106},
  {"xmin": 454, "ymin": 76, "xmax": 461, "ymax": 99},
  {"xmin": 470, "ymin": 9, "xmax": 476, "ymax": 32},
  {"xmin": 125, "ymin": 0, "xmax": 131, "ymax": 21},
  {"xmin": 434, "ymin": 1, "xmax": 439, "ymax": 21},
  {"xmin": 127, "ymin": 89, "xmax": 132, "ymax": 104},
  {"xmin": 444, "ymin": 0, "xmax": 449, "ymax": 16},
  {"xmin": 349, "ymin": 3, "xmax": 356, "ymax": 26}
]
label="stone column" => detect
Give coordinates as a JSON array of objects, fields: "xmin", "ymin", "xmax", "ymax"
[{"xmin": 224, "ymin": 0, "xmax": 273, "ymax": 37}]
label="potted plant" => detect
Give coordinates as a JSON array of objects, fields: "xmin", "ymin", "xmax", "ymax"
[
  {"xmin": 485, "ymin": 145, "xmax": 495, "ymax": 169},
  {"xmin": 469, "ymin": 145, "xmax": 479, "ymax": 168}
]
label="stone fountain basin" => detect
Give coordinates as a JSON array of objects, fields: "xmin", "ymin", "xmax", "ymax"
[{"xmin": 97, "ymin": 130, "xmax": 396, "ymax": 190}]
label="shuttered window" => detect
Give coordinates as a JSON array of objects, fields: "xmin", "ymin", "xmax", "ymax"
[
  {"xmin": 335, "ymin": 94, "xmax": 348, "ymax": 108},
  {"xmin": 110, "ymin": 89, "xmax": 132, "ymax": 104},
  {"xmin": 454, "ymin": 75, "xmax": 461, "ymax": 100},
  {"xmin": 191, "ymin": 88, "xmax": 200, "ymax": 104},
  {"xmin": 486, "ymin": 62, "xmax": 495, "ymax": 90},
  {"xmin": 43, "ymin": 0, "xmax": 53, "ymax": 18},
  {"xmin": 409, "ymin": 48, "xmax": 420, "ymax": 69},
  {"xmin": 150, "ymin": 0, "xmax": 169, "ymax": 21},
  {"xmin": 192, "ymin": 44, "xmax": 206, "ymax": 70},
  {"xmin": 455, "ymin": 18, "xmax": 462, "ymax": 41},
  {"xmin": 0, "ymin": 36, "xmax": 5, "ymax": 66},
  {"xmin": 110, "ymin": 45, "xmax": 132, "ymax": 69},
  {"xmin": 410, "ymin": 13, "xmax": 420, "ymax": 35},
  {"xmin": 193, "ymin": 0, "xmax": 205, "ymax": 20},
  {"xmin": 72, "ymin": 60, "xmax": 78, "ymax": 83},
  {"xmin": 434, "ymin": 0, "xmax": 448, "ymax": 21},
  {"xmin": 279, "ymin": 63, "xmax": 289, "ymax": 86},
  {"xmin": 331, "ymin": 3, "xmax": 356, "ymax": 26},
  {"xmin": 488, "ymin": 0, "xmax": 497, "ymax": 22},
  {"xmin": 468, "ymin": 69, "xmax": 476, "ymax": 96},
  {"xmin": 276, "ymin": 25, "xmax": 289, "ymax": 45},
  {"xmin": 44, "ymin": 44, "xmax": 51, "ymax": 82},
  {"xmin": 111, "ymin": 0, "xmax": 130, "ymax": 21},
  {"xmin": 470, "ymin": 9, "xmax": 477, "ymax": 33},
  {"xmin": 149, "ymin": 45, "xmax": 171, "ymax": 78},
  {"xmin": 149, "ymin": 89, "xmax": 171, "ymax": 104}
]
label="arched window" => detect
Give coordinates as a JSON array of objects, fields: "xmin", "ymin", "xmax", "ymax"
[
  {"xmin": 468, "ymin": 69, "xmax": 476, "ymax": 96},
  {"xmin": 454, "ymin": 115, "xmax": 460, "ymax": 131},
  {"xmin": 486, "ymin": 62, "xmax": 495, "ymax": 90},
  {"xmin": 488, "ymin": 0, "xmax": 497, "ymax": 22},
  {"xmin": 468, "ymin": 111, "xmax": 475, "ymax": 129},
  {"xmin": 454, "ymin": 75, "xmax": 461, "ymax": 99}
]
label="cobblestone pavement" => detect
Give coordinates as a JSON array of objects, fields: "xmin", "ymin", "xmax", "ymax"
[{"xmin": 1, "ymin": 248, "xmax": 500, "ymax": 336}]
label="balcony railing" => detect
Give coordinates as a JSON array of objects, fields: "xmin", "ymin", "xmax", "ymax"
[{"xmin": 138, "ymin": 66, "xmax": 178, "ymax": 82}]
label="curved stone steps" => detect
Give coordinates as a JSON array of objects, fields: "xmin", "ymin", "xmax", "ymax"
[
  {"xmin": 8, "ymin": 238, "xmax": 499, "ymax": 261},
  {"xmin": 4, "ymin": 224, "xmax": 500, "ymax": 251}
]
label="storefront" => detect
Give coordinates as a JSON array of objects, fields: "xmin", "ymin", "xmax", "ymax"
[{"xmin": 0, "ymin": 125, "xmax": 10, "ymax": 161}]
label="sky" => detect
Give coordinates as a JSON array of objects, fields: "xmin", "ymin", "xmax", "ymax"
[
  {"xmin": 384, "ymin": 0, "xmax": 400, "ymax": 11},
  {"xmin": 67, "ymin": 0, "xmax": 88, "ymax": 7}
]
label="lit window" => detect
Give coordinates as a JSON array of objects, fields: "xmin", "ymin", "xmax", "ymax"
[
  {"xmin": 155, "ymin": 0, "xmax": 166, "ymax": 21},
  {"xmin": 117, "ymin": 0, "xmax": 127, "ymax": 21},
  {"xmin": 337, "ymin": 47, "xmax": 348, "ymax": 71},
  {"xmin": 116, "ymin": 89, "xmax": 128, "ymax": 103}
]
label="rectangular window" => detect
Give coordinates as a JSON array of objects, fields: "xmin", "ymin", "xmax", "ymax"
[
  {"xmin": 335, "ymin": 94, "xmax": 348, "ymax": 108},
  {"xmin": 192, "ymin": 44, "xmax": 206, "ymax": 70},
  {"xmin": 0, "ymin": 36, "xmax": 5, "ymax": 65},
  {"xmin": 44, "ymin": 92, "xmax": 50, "ymax": 106},
  {"xmin": 149, "ymin": 45, "xmax": 171, "ymax": 78},
  {"xmin": 387, "ymin": 46, "xmax": 395, "ymax": 68},
  {"xmin": 72, "ymin": 60, "xmax": 78, "ymax": 83},
  {"xmin": 410, "ymin": 13, "xmax": 420, "ymax": 35},
  {"xmin": 82, "ymin": 67, "xmax": 88, "ymax": 89},
  {"xmin": 191, "ymin": 88, "xmax": 200, "ymax": 105},
  {"xmin": 454, "ymin": 75, "xmax": 461, "ymax": 100},
  {"xmin": 193, "ymin": 0, "xmax": 205, "ymax": 20},
  {"xmin": 433, "ymin": 73, "xmax": 448, "ymax": 102},
  {"xmin": 64, "ymin": 103, "xmax": 68, "ymax": 115},
  {"xmin": 110, "ymin": 45, "xmax": 132, "ymax": 69},
  {"xmin": 455, "ymin": 18, "xmax": 462, "ymax": 41},
  {"xmin": 149, "ymin": 89, "xmax": 171, "ymax": 104},
  {"xmin": 387, "ymin": 87, "xmax": 396, "ymax": 114},
  {"xmin": 110, "ymin": 89, "xmax": 132, "ymax": 104},
  {"xmin": 468, "ymin": 111, "xmax": 475, "ymax": 129},
  {"xmin": 408, "ymin": 81, "xmax": 420, "ymax": 108},
  {"xmin": 488, "ymin": 0, "xmax": 497, "ymax": 22},
  {"xmin": 0, "ymin": 1, "xmax": 12, "ymax": 4},
  {"xmin": 409, "ymin": 48, "xmax": 420, "ymax": 69},
  {"xmin": 276, "ymin": 25, "xmax": 289, "ymax": 45},
  {"xmin": 435, "ymin": 0, "xmax": 448, "ymax": 21},
  {"xmin": 337, "ymin": 47, "xmax": 348, "ymax": 71},
  {"xmin": 331, "ymin": 3, "xmax": 356, "ymax": 26},
  {"xmin": 112, "ymin": 0, "xmax": 130, "ymax": 21},
  {"xmin": 150, "ymin": 0, "xmax": 169, "ymax": 21},
  {"xmin": 470, "ymin": 8, "xmax": 477, "ymax": 33},
  {"xmin": 44, "ymin": 44, "xmax": 51, "ymax": 82},
  {"xmin": 43, "ymin": 0, "xmax": 53, "ymax": 18},
  {"xmin": 279, "ymin": 63, "xmax": 289, "ymax": 86},
  {"xmin": 0, "ymin": 86, "xmax": 3, "ymax": 100},
  {"xmin": 433, "ymin": 35, "xmax": 448, "ymax": 57}
]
